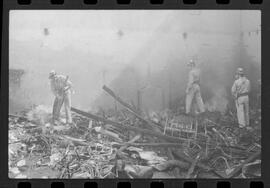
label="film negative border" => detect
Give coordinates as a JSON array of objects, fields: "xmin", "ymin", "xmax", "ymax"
[
  {"xmin": 1, "ymin": 0, "xmax": 269, "ymax": 188},
  {"xmin": 3, "ymin": 0, "xmax": 267, "ymax": 9},
  {"xmin": 13, "ymin": 0, "xmax": 265, "ymax": 6},
  {"xmin": 3, "ymin": 179, "xmax": 266, "ymax": 188},
  {"xmin": 7, "ymin": 180, "xmax": 267, "ymax": 188}
]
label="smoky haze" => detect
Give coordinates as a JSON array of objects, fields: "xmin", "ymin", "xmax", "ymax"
[{"xmin": 9, "ymin": 10, "xmax": 261, "ymax": 113}]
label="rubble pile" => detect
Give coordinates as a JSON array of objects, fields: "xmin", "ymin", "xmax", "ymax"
[{"xmin": 9, "ymin": 86, "xmax": 261, "ymax": 179}]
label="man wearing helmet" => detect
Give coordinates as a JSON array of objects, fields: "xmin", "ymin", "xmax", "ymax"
[
  {"xmin": 185, "ymin": 59, "xmax": 205, "ymax": 115},
  {"xmin": 231, "ymin": 68, "xmax": 250, "ymax": 128},
  {"xmin": 49, "ymin": 70, "xmax": 73, "ymax": 125}
]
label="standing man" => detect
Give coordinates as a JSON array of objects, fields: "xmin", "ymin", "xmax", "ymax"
[
  {"xmin": 185, "ymin": 59, "xmax": 205, "ymax": 115},
  {"xmin": 231, "ymin": 68, "xmax": 250, "ymax": 128},
  {"xmin": 49, "ymin": 70, "xmax": 73, "ymax": 125}
]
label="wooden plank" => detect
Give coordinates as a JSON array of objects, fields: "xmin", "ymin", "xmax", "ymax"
[
  {"xmin": 116, "ymin": 134, "xmax": 142, "ymax": 156},
  {"xmin": 102, "ymin": 85, "xmax": 162, "ymax": 132},
  {"xmin": 71, "ymin": 107, "xmax": 190, "ymax": 143}
]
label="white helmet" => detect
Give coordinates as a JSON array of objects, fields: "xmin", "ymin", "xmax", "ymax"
[
  {"xmin": 236, "ymin": 67, "xmax": 244, "ymax": 75},
  {"xmin": 49, "ymin": 70, "xmax": 56, "ymax": 78},
  {"xmin": 188, "ymin": 59, "xmax": 195, "ymax": 66}
]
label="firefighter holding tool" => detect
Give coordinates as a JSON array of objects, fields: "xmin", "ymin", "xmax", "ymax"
[{"xmin": 49, "ymin": 70, "xmax": 73, "ymax": 125}]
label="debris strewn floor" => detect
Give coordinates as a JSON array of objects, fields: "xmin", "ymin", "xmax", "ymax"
[{"xmin": 9, "ymin": 87, "xmax": 261, "ymax": 179}]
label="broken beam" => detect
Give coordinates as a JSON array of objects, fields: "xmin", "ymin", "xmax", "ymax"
[
  {"xmin": 102, "ymin": 85, "xmax": 162, "ymax": 132},
  {"xmin": 71, "ymin": 107, "xmax": 251, "ymax": 152},
  {"xmin": 71, "ymin": 107, "xmax": 189, "ymax": 143},
  {"xmin": 115, "ymin": 142, "xmax": 187, "ymax": 148}
]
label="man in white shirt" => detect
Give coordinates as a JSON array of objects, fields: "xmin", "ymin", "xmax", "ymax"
[
  {"xmin": 231, "ymin": 68, "xmax": 250, "ymax": 128},
  {"xmin": 49, "ymin": 70, "xmax": 73, "ymax": 125},
  {"xmin": 185, "ymin": 60, "xmax": 205, "ymax": 115}
]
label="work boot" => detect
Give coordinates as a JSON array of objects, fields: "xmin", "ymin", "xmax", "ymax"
[
  {"xmin": 51, "ymin": 119, "xmax": 57, "ymax": 126},
  {"xmin": 52, "ymin": 116, "xmax": 61, "ymax": 125},
  {"xmin": 197, "ymin": 112, "xmax": 206, "ymax": 123}
]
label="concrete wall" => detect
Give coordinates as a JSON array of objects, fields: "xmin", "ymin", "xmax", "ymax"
[{"xmin": 9, "ymin": 10, "xmax": 261, "ymax": 113}]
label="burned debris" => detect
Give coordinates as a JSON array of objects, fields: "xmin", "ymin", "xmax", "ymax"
[{"xmin": 9, "ymin": 85, "xmax": 261, "ymax": 179}]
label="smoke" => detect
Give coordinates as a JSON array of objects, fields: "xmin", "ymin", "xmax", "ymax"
[
  {"xmin": 26, "ymin": 105, "xmax": 52, "ymax": 125},
  {"xmin": 9, "ymin": 11, "xmax": 261, "ymax": 113},
  {"xmin": 204, "ymin": 87, "xmax": 228, "ymax": 113}
]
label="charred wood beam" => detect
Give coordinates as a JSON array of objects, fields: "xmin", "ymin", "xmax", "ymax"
[
  {"xmin": 115, "ymin": 142, "xmax": 187, "ymax": 148},
  {"xmin": 71, "ymin": 107, "xmax": 189, "ymax": 143},
  {"xmin": 60, "ymin": 135, "xmax": 91, "ymax": 146},
  {"xmin": 102, "ymin": 85, "xmax": 162, "ymax": 132},
  {"xmin": 102, "ymin": 85, "xmax": 140, "ymax": 114},
  {"xmin": 116, "ymin": 134, "xmax": 142, "ymax": 157},
  {"xmin": 71, "ymin": 107, "xmax": 255, "ymax": 152},
  {"xmin": 94, "ymin": 127, "xmax": 123, "ymax": 142},
  {"xmin": 154, "ymin": 160, "xmax": 190, "ymax": 171}
]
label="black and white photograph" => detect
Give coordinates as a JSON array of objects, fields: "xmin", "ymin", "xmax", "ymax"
[{"xmin": 9, "ymin": 10, "xmax": 261, "ymax": 179}]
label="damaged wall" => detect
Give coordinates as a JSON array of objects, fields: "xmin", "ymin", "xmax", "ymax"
[
  {"xmin": 93, "ymin": 11, "xmax": 261, "ymax": 112},
  {"xmin": 9, "ymin": 10, "xmax": 261, "ymax": 113}
]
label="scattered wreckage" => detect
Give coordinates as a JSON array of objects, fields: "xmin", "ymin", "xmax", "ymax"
[{"xmin": 9, "ymin": 86, "xmax": 261, "ymax": 179}]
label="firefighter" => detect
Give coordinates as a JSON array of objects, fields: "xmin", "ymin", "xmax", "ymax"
[
  {"xmin": 185, "ymin": 59, "xmax": 205, "ymax": 115},
  {"xmin": 49, "ymin": 70, "xmax": 73, "ymax": 125},
  {"xmin": 231, "ymin": 68, "xmax": 250, "ymax": 128}
]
